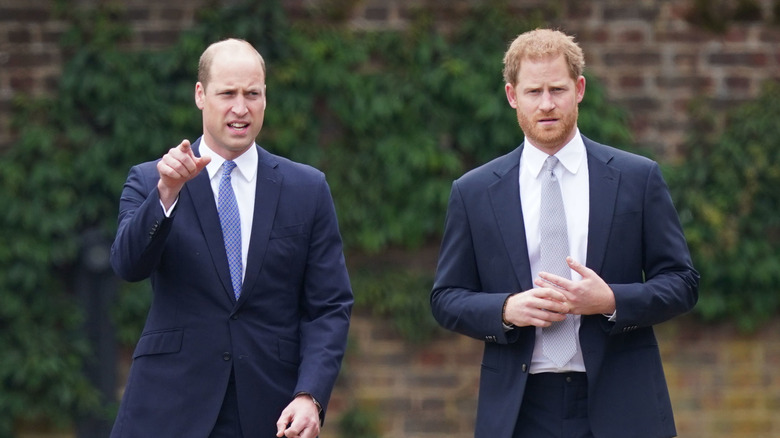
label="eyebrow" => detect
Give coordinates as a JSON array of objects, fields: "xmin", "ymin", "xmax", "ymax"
[{"xmin": 523, "ymin": 81, "xmax": 569, "ymax": 90}]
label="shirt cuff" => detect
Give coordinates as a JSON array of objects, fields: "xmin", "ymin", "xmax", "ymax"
[
  {"xmin": 160, "ymin": 197, "xmax": 178, "ymax": 217},
  {"xmin": 501, "ymin": 293, "xmax": 516, "ymax": 330}
]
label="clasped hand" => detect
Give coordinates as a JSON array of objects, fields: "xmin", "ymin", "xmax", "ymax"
[{"xmin": 503, "ymin": 257, "xmax": 616, "ymax": 328}]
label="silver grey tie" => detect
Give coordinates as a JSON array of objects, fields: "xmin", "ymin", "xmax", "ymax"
[{"xmin": 539, "ymin": 156, "xmax": 577, "ymax": 367}]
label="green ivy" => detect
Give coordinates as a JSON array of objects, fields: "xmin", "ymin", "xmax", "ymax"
[
  {"xmin": 338, "ymin": 403, "xmax": 382, "ymax": 438},
  {"xmin": 350, "ymin": 269, "xmax": 439, "ymax": 344},
  {"xmin": 668, "ymin": 80, "xmax": 780, "ymax": 331},
  {"xmin": 0, "ymin": 0, "xmax": 635, "ymax": 433},
  {"xmin": 686, "ymin": 0, "xmax": 765, "ymax": 32}
]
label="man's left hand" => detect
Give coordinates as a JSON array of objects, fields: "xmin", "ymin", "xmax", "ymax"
[
  {"xmin": 536, "ymin": 257, "xmax": 616, "ymax": 316},
  {"xmin": 276, "ymin": 394, "xmax": 321, "ymax": 438}
]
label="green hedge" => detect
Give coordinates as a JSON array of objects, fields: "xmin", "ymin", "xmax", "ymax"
[{"xmin": 667, "ymin": 81, "xmax": 780, "ymax": 331}]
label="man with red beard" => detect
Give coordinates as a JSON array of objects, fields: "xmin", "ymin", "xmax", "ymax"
[{"xmin": 430, "ymin": 29, "xmax": 698, "ymax": 438}]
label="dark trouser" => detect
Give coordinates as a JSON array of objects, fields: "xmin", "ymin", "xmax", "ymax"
[
  {"xmin": 513, "ymin": 372, "xmax": 594, "ymax": 438},
  {"xmin": 209, "ymin": 371, "xmax": 244, "ymax": 438}
]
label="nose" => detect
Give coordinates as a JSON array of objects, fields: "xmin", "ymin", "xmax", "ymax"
[
  {"xmin": 232, "ymin": 96, "xmax": 248, "ymax": 116},
  {"xmin": 539, "ymin": 90, "xmax": 555, "ymax": 111}
]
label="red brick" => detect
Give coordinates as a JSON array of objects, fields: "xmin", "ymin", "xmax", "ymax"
[
  {"xmin": 619, "ymin": 75, "xmax": 644, "ymax": 89},
  {"xmin": 6, "ymin": 52, "xmax": 51, "ymax": 68},
  {"xmin": 139, "ymin": 29, "xmax": 183, "ymax": 46},
  {"xmin": 604, "ymin": 51, "xmax": 661, "ymax": 67},
  {"xmin": 620, "ymin": 29, "xmax": 647, "ymax": 43},
  {"xmin": 603, "ymin": 5, "xmax": 659, "ymax": 21},
  {"xmin": 416, "ymin": 350, "xmax": 446, "ymax": 366},
  {"xmin": 0, "ymin": 6, "xmax": 51, "ymax": 22},
  {"xmin": 160, "ymin": 7, "xmax": 187, "ymax": 21},
  {"xmin": 8, "ymin": 28, "xmax": 32, "ymax": 43},
  {"xmin": 708, "ymin": 52, "xmax": 768, "ymax": 67},
  {"xmin": 725, "ymin": 76, "xmax": 752, "ymax": 91},
  {"xmin": 10, "ymin": 74, "xmax": 35, "ymax": 92},
  {"xmin": 724, "ymin": 27, "xmax": 749, "ymax": 43}
]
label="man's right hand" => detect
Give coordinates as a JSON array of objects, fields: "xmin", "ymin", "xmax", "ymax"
[
  {"xmin": 503, "ymin": 287, "xmax": 570, "ymax": 328},
  {"xmin": 156, "ymin": 139, "xmax": 211, "ymax": 209}
]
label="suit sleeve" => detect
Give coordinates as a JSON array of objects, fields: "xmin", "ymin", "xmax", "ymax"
[
  {"xmin": 293, "ymin": 175, "xmax": 353, "ymax": 419},
  {"xmin": 110, "ymin": 163, "xmax": 172, "ymax": 282},
  {"xmin": 609, "ymin": 162, "xmax": 699, "ymax": 333},
  {"xmin": 430, "ymin": 180, "xmax": 518, "ymax": 345}
]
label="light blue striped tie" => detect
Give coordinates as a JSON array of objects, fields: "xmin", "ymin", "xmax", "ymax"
[
  {"xmin": 539, "ymin": 156, "xmax": 577, "ymax": 367},
  {"xmin": 218, "ymin": 161, "xmax": 242, "ymax": 299}
]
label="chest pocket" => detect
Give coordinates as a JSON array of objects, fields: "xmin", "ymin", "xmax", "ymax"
[{"xmin": 269, "ymin": 223, "xmax": 307, "ymax": 240}]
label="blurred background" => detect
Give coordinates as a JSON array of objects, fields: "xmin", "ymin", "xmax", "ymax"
[{"xmin": 1, "ymin": 0, "xmax": 779, "ymax": 437}]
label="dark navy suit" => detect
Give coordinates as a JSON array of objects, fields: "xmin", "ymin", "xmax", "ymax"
[
  {"xmin": 431, "ymin": 136, "xmax": 698, "ymax": 438},
  {"xmin": 110, "ymin": 139, "xmax": 353, "ymax": 437}
]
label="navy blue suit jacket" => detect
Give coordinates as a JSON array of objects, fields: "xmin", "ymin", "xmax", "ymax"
[
  {"xmin": 110, "ymin": 139, "xmax": 353, "ymax": 437},
  {"xmin": 431, "ymin": 136, "xmax": 699, "ymax": 438}
]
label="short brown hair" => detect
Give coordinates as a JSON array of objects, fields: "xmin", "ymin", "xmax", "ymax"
[
  {"xmin": 197, "ymin": 38, "xmax": 266, "ymax": 89},
  {"xmin": 502, "ymin": 29, "xmax": 584, "ymax": 86}
]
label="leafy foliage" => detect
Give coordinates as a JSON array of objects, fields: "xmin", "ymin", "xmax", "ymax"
[
  {"xmin": 350, "ymin": 269, "xmax": 439, "ymax": 344},
  {"xmin": 668, "ymin": 80, "xmax": 780, "ymax": 331},
  {"xmin": 0, "ymin": 0, "xmax": 634, "ymax": 433},
  {"xmin": 686, "ymin": 0, "xmax": 765, "ymax": 32},
  {"xmin": 338, "ymin": 403, "xmax": 382, "ymax": 438}
]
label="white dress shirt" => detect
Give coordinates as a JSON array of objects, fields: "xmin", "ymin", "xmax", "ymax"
[
  {"xmin": 519, "ymin": 129, "xmax": 589, "ymax": 373},
  {"xmin": 161, "ymin": 141, "xmax": 257, "ymax": 283}
]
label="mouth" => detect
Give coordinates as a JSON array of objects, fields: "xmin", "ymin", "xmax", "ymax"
[{"xmin": 228, "ymin": 122, "xmax": 249, "ymax": 129}]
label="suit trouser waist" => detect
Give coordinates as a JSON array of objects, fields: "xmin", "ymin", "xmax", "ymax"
[{"xmin": 515, "ymin": 372, "xmax": 592, "ymax": 438}]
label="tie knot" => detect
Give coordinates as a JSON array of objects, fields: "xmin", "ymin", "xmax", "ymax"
[
  {"xmin": 223, "ymin": 160, "xmax": 237, "ymax": 175},
  {"xmin": 545, "ymin": 155, "xmax": 560, "ymax": 172}
]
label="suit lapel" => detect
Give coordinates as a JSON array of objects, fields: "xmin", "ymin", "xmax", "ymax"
[
  {"xmin": 187, "ymin": 139, "xmax": 237, "ymax": 303},
  {"xmin": 236, "ymin": 146, "xmax": 281, "ymax": 306},
  {"xmin": 580, "ymin": 138, "xmax": 620, "ymax": 380},
  {"xmin": 583, "ymin": 138, "xmax": 620, "ymax": 274},
  {"xmin": 488, "ymin": 146, "xmax": 534, "ymax": 290}
]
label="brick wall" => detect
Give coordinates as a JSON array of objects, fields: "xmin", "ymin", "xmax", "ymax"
[
  {"xmin": 0, "ymin": 0, "xmax": 210, "ymax": 150},
  {"xmin": 325, "ymin": 313, "xmax": 780, "ymax": 438},
  {"xmin": 3, "ymin": 0, "xmax": 780, "ymax": 155},
  {"xmin": 4, "ymin": 1, "xmax": 780, "ymax": 437}
]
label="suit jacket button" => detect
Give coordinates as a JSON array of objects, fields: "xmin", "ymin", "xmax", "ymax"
[
  {"xmin": 231, "ymin": 314, "xmax": 239, "ymax": 320},
  {"xmin": 522, "ymin": 364, "xmax": 528, "ymax": 373},
  {"xmin": 223, "ymin": 352, "xmax": 231, "ymax": 361}
]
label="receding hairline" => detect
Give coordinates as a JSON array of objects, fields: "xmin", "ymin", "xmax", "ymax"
[{"xmin": 198, "ymin": 38, "xmax": 266, "ymax": 88}]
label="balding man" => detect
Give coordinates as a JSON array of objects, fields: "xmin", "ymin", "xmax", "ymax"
[{"xmin": 110, "ymin": 38, "xmax": 353, "ymax": 438}]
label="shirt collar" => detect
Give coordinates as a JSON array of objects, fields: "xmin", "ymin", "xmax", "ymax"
[
  {"xmin": 200, "ymin": 140, "xmax": 258, "ymax": 183},
  {"xmin": 523, "ymin": 128, "xmax": 585, "ymax": 178}
]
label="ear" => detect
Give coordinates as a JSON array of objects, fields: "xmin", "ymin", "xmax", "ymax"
[
  {"xmin": 195, "ymin": 82, "xmax": 205, "ymax": 110},
  {"xmin": 505, "ymin": 83, "xmax": 518, "ymax": 109},
  {"xmin": 575, "ymin": 76, "xmax": 586, "ymax": 104}
]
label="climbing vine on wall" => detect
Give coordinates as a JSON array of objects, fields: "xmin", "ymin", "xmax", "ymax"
[{"xmin": 5, "ymin": 0, "xmax": 717, "ymax": 434}]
